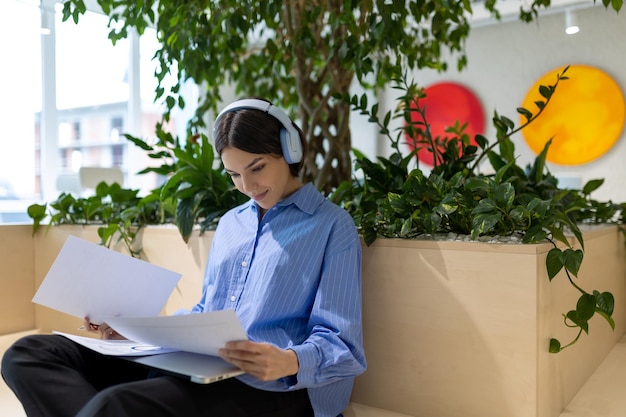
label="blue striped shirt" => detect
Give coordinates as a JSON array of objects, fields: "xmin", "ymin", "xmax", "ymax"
[{"xmin": 187, "ymin": 183, "xmax": 366, "ymax": 416}]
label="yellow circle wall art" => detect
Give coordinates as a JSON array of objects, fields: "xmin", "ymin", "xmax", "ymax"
[{"xmin": 520, "ymin": 65, "xmax": 625, "ymax": 165}]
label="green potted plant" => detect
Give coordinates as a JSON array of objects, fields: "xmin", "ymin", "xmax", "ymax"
[
  {"xmin": 124, "ymin": 123, "xmax": 248, "ymax": 242},
  {"xmin": 27, "ymin": 182, "xmax": 166, "ymax": 257},
  {"xmin": 332, "ymin": 66, "xmax": 625, "ymax": 352},
  {"xmin": 329, "ymin": 68, "xmax": 626, "ymax": 416},
  {"xmin": 27, "ymin": 122, "xmax": 247, "ymax": 252}
]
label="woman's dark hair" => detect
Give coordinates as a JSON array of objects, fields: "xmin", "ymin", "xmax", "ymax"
[{"xmin": 213, "ymin": 100, "xmax": 307, "ymax": 177}]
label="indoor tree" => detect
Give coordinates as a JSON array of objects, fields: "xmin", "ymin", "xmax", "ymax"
[{"xmin": 59, "ymin": 0, "xmax": 623, "ymax": 193}]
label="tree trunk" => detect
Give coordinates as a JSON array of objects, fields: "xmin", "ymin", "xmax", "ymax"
[{"xmin": 285, "ymin": 0, "xmax": 356, "ymax": 194}]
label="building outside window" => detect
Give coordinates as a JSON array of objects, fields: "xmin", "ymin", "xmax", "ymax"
[{"xmin": 0, "ymin": 0, "xmax": 195, "ymax": 223}]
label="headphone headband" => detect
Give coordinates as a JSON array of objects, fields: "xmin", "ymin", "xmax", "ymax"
[{"xmin": 214, "ymin": 99, "xmax": 303, "ymax": 164}]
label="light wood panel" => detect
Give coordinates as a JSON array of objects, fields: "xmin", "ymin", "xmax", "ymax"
[
  {"xmin": 0, "ymin": 225, "xmax": 35, "ymax": 334},
  {"xmin": 352, "ymin": 226, "xmax": 626, "ymax": 417}
]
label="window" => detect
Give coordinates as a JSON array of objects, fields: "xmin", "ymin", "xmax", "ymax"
[
  {"xmin": 0, "ymin": 1, "xmax": 40, "ymax": 218},
  {"xmin": 0, "ymin": 0, "xmax": 196, "ymax": 223}
]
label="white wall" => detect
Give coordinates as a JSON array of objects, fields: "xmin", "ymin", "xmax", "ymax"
[{"xmin": 374, "ymin": 4, "xmax": 626, "ymax": 203}]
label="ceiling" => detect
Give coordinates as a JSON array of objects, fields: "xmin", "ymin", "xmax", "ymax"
[{"xmin": 469, "ymin": 0, "xmax": 601, "ymax": 26}]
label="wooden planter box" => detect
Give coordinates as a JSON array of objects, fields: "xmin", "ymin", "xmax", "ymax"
[
  {"xmin": 1, "ymin": 224, "xmax": 623, "ymax": 417},
  {"xmin": 351, "ymin": 225, "xmax": 626, "ymax": 417},
  {"xmin": 0, "ymin": 225, "xmax": 36, "ymax": 334}
]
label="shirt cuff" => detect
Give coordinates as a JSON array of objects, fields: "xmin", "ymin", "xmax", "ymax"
[{"xmin": 287, "ymin": 343, "xmax": 320, "ymax": 388}]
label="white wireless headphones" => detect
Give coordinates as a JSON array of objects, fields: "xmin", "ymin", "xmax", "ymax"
[{"xmin": 214, "ymin": 98, "xmax": 303, "ymax": 164}]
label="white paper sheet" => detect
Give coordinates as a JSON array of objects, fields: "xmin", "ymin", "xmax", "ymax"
[
  {"xmin": 104, "ymin": 310, "xmax": 248, "ymax": 356},
  {"xmin": 54, "ymin": 331, "xmax": 178, "ymax": 356},
  {"xmin": 32, "ymin": 235, "xmax": 182, "ymax": 324}
]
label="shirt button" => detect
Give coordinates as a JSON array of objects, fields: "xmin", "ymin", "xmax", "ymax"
[
  {"xmin": 241, "ymin": 261, "xmax": 247, "ymax": 267},
  {"xmin": 230, "ymin": 295, "xmax": 236, "ymax": 302}
]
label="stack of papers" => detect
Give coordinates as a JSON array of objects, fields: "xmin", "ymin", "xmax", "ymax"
[{"xmin": 33, "ymin": 236, "xmax": 247, "ymax": 357}]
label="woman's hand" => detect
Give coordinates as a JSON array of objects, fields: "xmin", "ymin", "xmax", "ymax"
[
  {"xmin": 218, "ymin": 340, "xmax": 299, "ymax": 381},
  {"xmin": 82, "ymin": 317, "xmax": 126, "ymax": 340}
]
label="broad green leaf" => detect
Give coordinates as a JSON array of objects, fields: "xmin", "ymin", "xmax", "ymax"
[
  {"xmin": 522, "ymin": 225, "xmax": 548, "ymax": 244},
  {"xmin": 471, "ymin": 198, "xmax": 497, "ymax": 214},
  {"xmin": 471, "ymin": 212, "xmax": 500, "ymax": 236},
  {"xmin": 549, "ymin": 338, "xmax": 561, "ymax": 353},
  {"xmin": 400, "ymin": 217, "xmax": 413, "ymax": 236},
  {"xmin": 594, "ymin": 290, "xmax": 615, "ymax": 316},
  {"xmin": 546, "ymin": 248, "xmax": 564, "ymax": 280},
  {"xmin": 493, "ymin": 182, "xmax": 515, "ymax": 208},
  {"xmin": 561, "ymin": 248, "xmax": 583, "ymax": 277},
  {"xmin": 582, "ymin": 179, "xmax": 604, "ymax": 195},
  {"xmin": 576, "ymin": 293, "xmax": 596, "ymax": 321}
]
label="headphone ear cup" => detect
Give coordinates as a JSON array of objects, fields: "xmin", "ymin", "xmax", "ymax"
[{"xmin": 279, "ymin": 128, "xmax": 295, "ymax": 164}]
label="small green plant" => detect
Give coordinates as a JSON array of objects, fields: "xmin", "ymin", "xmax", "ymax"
[
  {"xmin": 27, "ymin": 182, "xmax": 165, "ymax": 257},
  {"xmin": 27, "ymin": 122, "xmax": 246, "ymax": 252},
  {"xmin": 125, "ymin": 123, "xmax": 248, "ymax": 242},
  {"xmin": 333, "ymin": 66, "xmax": 625, "ymax": 352}
]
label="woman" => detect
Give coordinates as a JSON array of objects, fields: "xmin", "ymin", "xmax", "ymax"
[{"xmin": 1, "ymin": 98, "xmax": 366, "ymax": 417}]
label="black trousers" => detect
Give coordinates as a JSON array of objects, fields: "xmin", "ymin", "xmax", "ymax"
[{"xmin": 1, "ymin": 334, "xmax": 313, "ymax": 417}]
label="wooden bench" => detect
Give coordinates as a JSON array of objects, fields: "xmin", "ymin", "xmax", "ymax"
[
  {"xmin": 0, "ymin": 330, "xmax": 410, "ymax": 417},
  {"xmin": 0, "ymin": 225, "xmax": 411, "ymax": 417}
]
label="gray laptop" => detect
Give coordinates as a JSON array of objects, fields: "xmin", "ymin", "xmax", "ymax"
[
  {"xmin": 102, "ymin": 310, "xmax": 249, "ymax": 384},
  {"xmin": 125, "ymin": 351, "xmax": 245, "ymax": 384},
  {"xmin": 55, "ymin": 331, "xmax": 244, "ymax": 384}
]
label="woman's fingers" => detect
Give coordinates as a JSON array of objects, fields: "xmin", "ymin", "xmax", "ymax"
[{"xmin": 82, "ymin": 317, "xmax": 124, "ymax": 340}]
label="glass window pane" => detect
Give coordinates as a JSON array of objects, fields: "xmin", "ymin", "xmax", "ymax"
[
  {"xmin": 56, "ymin": 12, "xmax": 129, "ymax": 109},
  {"xmin": 0, "ymin": 2, "xmax": 196, "ymax": 224},
  {"xmin": 54, "ymin": 9, "xmax": 131, "ymax": 192},
  {"xmin": 53, "ymin": 13, "xmax": 188, "ymax": 197},
  {"xmin": 0, "ymin": 0, "xmax": 41, "ymax": 222}
]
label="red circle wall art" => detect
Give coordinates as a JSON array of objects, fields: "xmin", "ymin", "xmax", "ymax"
[
  {"xmin": 520, "ymin": 65, "xmax": 625, "ymax": 165},
  {"xmin": 405, "ymin": 82, "xmax": 485, "ymax": 167}
]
